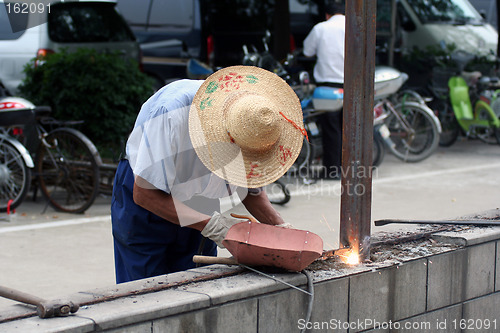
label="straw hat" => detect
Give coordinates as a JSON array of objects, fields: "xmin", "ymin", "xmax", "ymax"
[{"xmin": 189, "ymin": 66, "xmax": 305, "ymax": 188}]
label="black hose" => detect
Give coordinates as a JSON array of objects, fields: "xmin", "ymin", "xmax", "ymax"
[{"xmin": 300, "ymin": 270, "xmax": 314, "ymax": 333}]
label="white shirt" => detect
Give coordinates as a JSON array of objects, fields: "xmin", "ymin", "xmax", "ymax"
[
  {"xmin": 303, "ymin": 14, "xmax": 345, "ymax": 84},
  {"xmin": 126, "ymin": 79, "xmax": 234, "ymax": 202}
]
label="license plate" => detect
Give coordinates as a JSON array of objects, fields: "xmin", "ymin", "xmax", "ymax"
[
  {"xmin": 379, "ymin": 124, "xmax": 390, "ymax": 138},
  {"xmin": 307, "ymin": 121, "xmax": 319, "ymax": 136}
]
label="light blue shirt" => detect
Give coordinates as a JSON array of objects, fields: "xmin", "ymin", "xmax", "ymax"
[{"xmin": 126, "ymin": 79, "xmax": 233, "ymax": 202}]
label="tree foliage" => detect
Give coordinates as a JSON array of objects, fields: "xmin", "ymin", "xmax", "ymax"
[{"xmin": 19, "ymin": 48, "xmax": 153, "ymax": 151}]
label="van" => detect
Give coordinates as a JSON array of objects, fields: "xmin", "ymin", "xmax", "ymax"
[
  {"xmin": 115, "ymin": 0, "xmax": 321, "ymax": 87},
  {"xmin": 396, "ymin": 0, "xmax": 498, "ymax": 56},
  {"xmin": 0, "ymin": 0, "xmax": 140, "ymax": 95}
]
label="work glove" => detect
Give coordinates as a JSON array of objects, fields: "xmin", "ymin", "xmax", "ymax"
[
  {"xmin": 201, "ymin": 212, "xmax": 250, "ymax": 248},
  {"xmin": 276, "ymin": 222, "xmax": 294, "ymax": 229}
]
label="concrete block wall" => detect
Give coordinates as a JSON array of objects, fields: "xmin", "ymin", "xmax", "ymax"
[{"xmin": 2, "ymin": 227, "xmax": 500, "ymax": 332}]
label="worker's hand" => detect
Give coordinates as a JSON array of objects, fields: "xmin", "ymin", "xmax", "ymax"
[{"xmin": 201, "ymin": 212, "xmax": 250, "ymax": 248}]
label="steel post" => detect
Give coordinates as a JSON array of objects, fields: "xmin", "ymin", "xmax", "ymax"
[{"xmin": 340, "ymin": 0, "xmax": 377, "ymax": 261}]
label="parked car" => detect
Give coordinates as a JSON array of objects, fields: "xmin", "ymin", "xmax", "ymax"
[{"xmin": 0, "ymin": 0, "xmax": 141, "ymax": 95}]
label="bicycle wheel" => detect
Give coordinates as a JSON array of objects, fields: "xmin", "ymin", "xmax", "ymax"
[
  {"xmin": 387, "ymin": 102, "xmax": 440, "ymax": 162},
  {"xmin": 0, "ymin": 139, "xmax": 31, "ymax": 212},
  {"xmin": 35, "ymin": 128, "xmax": 100, "ymax": 213},
  {"xmin": 264, "ymin": 179, "xmax": 291, "ymax": 205}
]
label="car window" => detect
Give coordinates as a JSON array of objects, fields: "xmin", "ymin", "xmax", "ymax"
[
  {"xmin": 0, "ymin": 1, "xmax": 28, "ymax": 39},
  {"xmin": 48, "ymin": 2, "xmax": 135, "ymax": 43},
  {"xmin": 149, "ymin": 0, "xmax": 194, "ymax": 30},
  {"xmin": 405, "ymin": 0, "xmax": 483, "ymax": 24},
  {"xmin": 208, "ymin": 0, "xmax": 275, "ymax": 31}
]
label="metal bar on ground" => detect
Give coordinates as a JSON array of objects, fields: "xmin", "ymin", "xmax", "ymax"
[
  {"xmin": 375, "ymin": 219, "xmax": 500, "ymax": 227},
  {"xmin": 340, "ymin": 0, "xmax": 377, "ymax": 261}
]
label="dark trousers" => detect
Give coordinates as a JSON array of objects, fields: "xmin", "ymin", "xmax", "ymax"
[
  {"xmin": 319, "ymin": 109, "xmax": 343, "ymax": 177},
  {"xmin": 110, "ymin": 160, "xmax": 217, "ymax": 283},
  {"xmin": 315, "ymin": 82, "xmax": 343, "ymax": 178}
]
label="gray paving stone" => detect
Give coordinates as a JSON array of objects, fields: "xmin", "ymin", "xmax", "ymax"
[
  {"xmin": 465, "ymin": 242, "xmax": 495, "ymax": 299},
  {"xmin": 395, "ymin": 304, "xmax": 462, "ymax": 333},
  {"xmin": 105, "ymin": 321, "xmax": 153, "ymax": 333},
  {"xmin": 177, "ymin": 270, "xmax": 307, "ymax": 305},
  {"xmin": 75, "ymin": 289, "xmax": 210, "ymax": 331},
  {"xmin": 258, "ymin": 288, "xmax": 310, "ymax": 333},
  {"xmin": 349, "ymin": 259, "xmax": 427, "ymax": 329},
  {"xmin": 433, "ymin": 227, "xmax": 500, "ymax": 247},
  {"xmin": 0, "ymin": 314, "xmax": 94, "ymax": 333},
  {"xmin": 349, "ymin": 269, "xmax": 391, "ymax": 328},
  {"xmin": 427, "ymin": 249, "xmax": 467, "ymax": 311},
  {"xmin": 153, "ymin": 299, "xmax": 257, "ymax": 333},
  {"xmin": 496, "ymin": 241, "xmax": 500, "ymax": 292},
  {"xmin": 307, "ymin": 277, "xmax": 349, "ymax": 333},
  {"xmin": 463, "ymin": 292, "xmax": 500, "ymax": 333},
  {"xmin": 391, "ymin": 259, "xmax": 427, "ymax": 320},
  {"xmin": 69, "ymin": 265, "xmax": 244, "ymax": 307}
]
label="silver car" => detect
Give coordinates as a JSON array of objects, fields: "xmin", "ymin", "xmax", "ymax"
[{"xmin": 0, "ymin": 0, "xmax": 141, "ymax": 95}]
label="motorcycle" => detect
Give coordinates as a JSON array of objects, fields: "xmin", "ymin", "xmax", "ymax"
[
  {"xmin": 291, "ymin": 71, "xmax": 386, "ymax": 183},
  {"xmin": 294, "ymin": 65, "xmax": 441, "ymax": 181},
  {"xmin": 422, "ymin": 51, "xmax": 500, "ymax": 146}
]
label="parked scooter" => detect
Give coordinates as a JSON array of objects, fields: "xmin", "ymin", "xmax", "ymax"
[{"xmin": 445, "ymin": 51, "xmax": 500, "ymax": 145}]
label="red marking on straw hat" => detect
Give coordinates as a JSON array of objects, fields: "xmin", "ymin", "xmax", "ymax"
[
  {"xmin": 246, "ymin": 162, "xmax": 261, "ymax": 179},
  {"xmin": 278, "ymin": 145, "xmax": 293, "ymax": 165},
  {"xmin": 279, "ymin": 111, "xmax": 309, "ymax": 142}
]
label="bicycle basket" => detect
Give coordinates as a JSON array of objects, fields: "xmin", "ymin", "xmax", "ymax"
[{"xmin": 431, "ymin": 67, "xmax": 457, "ymax": 90}]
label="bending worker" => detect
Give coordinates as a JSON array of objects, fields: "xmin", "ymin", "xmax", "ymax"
[{"xmin": 111, "ymin": 66, "xmax": 305, "ymax": 283}]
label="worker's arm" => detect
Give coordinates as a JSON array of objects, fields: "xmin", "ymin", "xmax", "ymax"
[
  {"xmin": 133, "ymin": 180, "xmax": 209, "ymax": 231},
  {"xmin": 133, "ymin": 176, "xmax": 247, "ymax": 247},
  {"xmin": 240, "ymin": 189, "xmax": 285, "ymax": 226}
]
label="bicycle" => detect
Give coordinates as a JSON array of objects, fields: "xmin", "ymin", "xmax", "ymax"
[{"xmin": 0, "ymin": 86, "xmax": 101, "ymax": 214}]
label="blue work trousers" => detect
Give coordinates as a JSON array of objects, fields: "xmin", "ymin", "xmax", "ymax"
[{"xmin": 110, "ymin": 160, "xmax": 217, "ymax": 283}]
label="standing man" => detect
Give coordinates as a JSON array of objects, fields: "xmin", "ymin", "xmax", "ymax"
[
  {"xmin": 303, "ymin": 1, "xmax": 345, "ymax": 179},
  {"xmin": 111, "ymin": 66, "xmax": 304, "ymax": 283}
]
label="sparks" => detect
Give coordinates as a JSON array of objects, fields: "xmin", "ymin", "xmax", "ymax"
[
  {"xmin": 342, "ymin": 250, "xmax": 360, "ymax": 265},
  {"xmin": 337, "ymin": 246, "xmax": 360, "ymax": 266}
]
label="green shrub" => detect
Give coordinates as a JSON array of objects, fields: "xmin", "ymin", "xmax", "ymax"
[{"xmin": 18, "ymin": 48, "xmax": 153, "ymax": 155}]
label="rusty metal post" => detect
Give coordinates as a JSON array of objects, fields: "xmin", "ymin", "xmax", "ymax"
[{"xmin": 340, "ymin": 0, "xmax": 377, "ymax": 261}]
